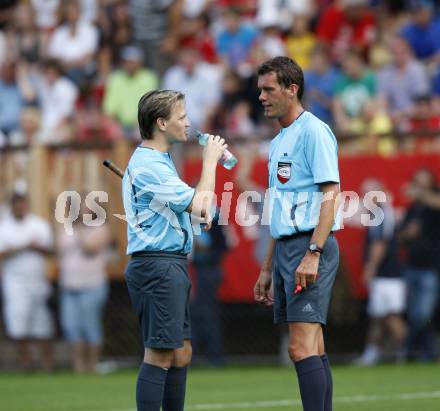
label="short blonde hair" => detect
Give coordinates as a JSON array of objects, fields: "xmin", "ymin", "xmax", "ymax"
[{"xmin": 137, "ymin": 90, "xmax": 184, "ymax": 140}]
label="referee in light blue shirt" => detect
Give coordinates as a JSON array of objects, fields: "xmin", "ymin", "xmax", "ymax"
[
  {"xmin": 254, "ymin": 57, "xmax": 341, "ymax": 411},
  {"xmin": 122, "ymin": 90, "xmax": 226, "ymax": 411}
]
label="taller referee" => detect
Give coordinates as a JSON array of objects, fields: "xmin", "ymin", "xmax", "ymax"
[
  {"xmin": 122, "ymin": 90, "xmax": 226, "ymax": 411},
  {"xmin": 254, "ymin": 57, "xmax": 341, "ymax": 411}
]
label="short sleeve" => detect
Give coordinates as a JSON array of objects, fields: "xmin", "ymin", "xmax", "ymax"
[
  {"xmin": 376, "ymin": 69, "xmax": 390, "ymax": 99},
  {"xmin": 47, "ymin": 30, "xmax": 62, "ymax": 58},
  {"xmin": 334, "ymin": 76, "xmax": 345, "ymax": 95},
  {"xmin": 433, "ymin": 69, "xmax": 440, "ymax": 96},
  {"xmin": 86, "ymin": 24, "xmax": 99, "ymax": 54},
  {"xmin": 305, "ymin": 124, "xmax": 340, "ymax": 185},
  {"xmin": 369, "ymin": 223, "xmax": 385, "ymax": 242},
  {"xmin": 400, "ymin": 206, "xmax": 416, "ymax": 229},
  {"xmin": 129, "ymin": 161, "xmax": 195, "ymax": 214},
  {"xmin": 370, "ymin": 208, "xmax": 395, "ymax": 241},
  {"xmin": 36, "ymin": 219, "xmax": 54, "ymax": 248},
  {"xmin": 0, "ymin": 224, "xmax": 6, "ymax": 252},
  {"xmin": 411, "ymin": 63, "xmax": 430, "ymax": 97},
  {"xmin": 366, "ymin": 71, "xmax": 376, "ymax": 95}
]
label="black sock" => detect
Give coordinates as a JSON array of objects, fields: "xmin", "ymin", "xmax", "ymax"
[
  {"xmin": 294, "ymin": 356, "xmax": 327, "ymax": 411},
  {"xmin": 321, "ymin": 354, "xmax": 333, "ymax": 411},
  {"xmin": 136, "ymin": 363, "xmax": 168, "ymax": 411},
  {"xmin": 162, "ymin": 366, "xmax": 188, "ymax": 411}
]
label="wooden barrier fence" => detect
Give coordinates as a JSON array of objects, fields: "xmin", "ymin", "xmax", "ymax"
[{"xmin": 0, "ymin": 141, "xmax": 133, "ymax": 278}]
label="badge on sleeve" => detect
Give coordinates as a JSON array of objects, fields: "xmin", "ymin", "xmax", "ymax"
[{"xmin": 277, "ymin": 162, "xmax": 291, "ymax": 184}]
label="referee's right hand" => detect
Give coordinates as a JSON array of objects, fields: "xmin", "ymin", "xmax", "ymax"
[
  {"xmin": 203, "ymin": 134, "xmax": 227, "ymax": 164},
  {"xmin": 254, "ymin": 269, "xmax": 274, "ymax": 306}
]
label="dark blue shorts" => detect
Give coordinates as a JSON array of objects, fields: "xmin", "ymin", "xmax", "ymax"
[
  {"xmin": 124, "ymin": 252, "xmax": 192, "ymax": 349},
  {"xmin": 273, "ymin": 233, "xmax": 339, "ymax": 325}
]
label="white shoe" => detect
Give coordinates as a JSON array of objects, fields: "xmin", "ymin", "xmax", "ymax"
[{"xmin": 353, "ymin": 346, "xmax": 380, "ymax": 366}]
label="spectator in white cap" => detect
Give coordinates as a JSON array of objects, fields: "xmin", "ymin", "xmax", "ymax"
[
  {"xmin": 162, "ymin": 47, "xmax": 222, "ymax": 132},
  {"xmin": 254, "ymin": 9, "xmax": 286, "ymax": 59},
  {"xmin": 256, "ymin": 0, "xmax": 314, "ymax": 31},
  {"xmin": 0, "ymin": 188, "xmax": 55, "ymax": 371}
]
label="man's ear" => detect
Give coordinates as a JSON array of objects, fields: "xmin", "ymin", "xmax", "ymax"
[
  {"xmin": 157, "ymin": 117, "xmax": 167, "ymax": 132},
  {"xmin": 287, "ymin": 84, "xmax": 299, "ymax": 98}
]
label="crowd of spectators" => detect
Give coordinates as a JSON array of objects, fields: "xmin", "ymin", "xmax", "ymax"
[{"xmin": 0, "ymin": 0, "xmax": 439, "ymax": 153}]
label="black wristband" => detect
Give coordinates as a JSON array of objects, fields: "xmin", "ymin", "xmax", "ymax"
[{"xmin": 308, "ymin": 243, "xmax": 323, "ymax": 254}]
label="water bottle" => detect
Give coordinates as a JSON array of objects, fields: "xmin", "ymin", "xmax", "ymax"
[{"xmin": 196, "ymin": 131, "xmax": 238, "ymax": 170}]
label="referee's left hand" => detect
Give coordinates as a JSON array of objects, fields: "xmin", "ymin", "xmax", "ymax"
[{"xmin": 295, "ymin": 252, "xmax": 320, "ymax": 289}]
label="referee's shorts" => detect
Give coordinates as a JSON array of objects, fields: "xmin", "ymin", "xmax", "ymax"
[
  {"xmin": 273, "ymin": 232, "xmax": 339, "ymax": 325},
  {"xmin": 124, "ymin": 251, "xmax": 191, "ymax": 349}
]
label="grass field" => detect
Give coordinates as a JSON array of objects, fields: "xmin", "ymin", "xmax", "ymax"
[{"xmin": 1, "ymin": 363, "xmax": 440, "ymax": 411}]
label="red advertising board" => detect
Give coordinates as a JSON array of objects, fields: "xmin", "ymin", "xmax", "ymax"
[{"xmin": 183, "ymin": 154, "xmax": 440, "ymax": 301}]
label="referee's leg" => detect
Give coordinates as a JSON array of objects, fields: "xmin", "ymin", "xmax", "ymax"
[
  {"xmin": 137, "ymin": 348, "xmax": 173, "ymax": 411},
  {"xmin": 162, "ymin": 340, "xmax": 192, "ymax": 411},
  {"xmin": 318, "ymin": 328, "xmax": 333, "ymax": 411},
  {"xmin": 137, "ymin": 342, "xmax": 192, "ymax": 411},
  {"xmin": 126, "ymin": 254, "xmax": 192, "ymax": 411},
  {"xmin": 289, "ymin": 323, "xmax": 332, "ymax": 411}
]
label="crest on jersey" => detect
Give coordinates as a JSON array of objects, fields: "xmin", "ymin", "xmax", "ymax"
[{"xmin": 277, "ymin": 162, "xmax": 291, "ymax": 184}]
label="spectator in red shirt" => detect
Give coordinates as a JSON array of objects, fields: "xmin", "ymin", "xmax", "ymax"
[
  {"xmin": 179, "ymin": 13, "xmax": 218, "ymax": 64},
  {"xmin": 317, "ymin": 0, "xmax": 376, "ymax": 63},
  {"xmin": 408, "ymin": 95, "xmax": 440, "ymax": 152},
  {"xmin": 76, "ymin": 98, "xmax": 123, "ymax": 143}
]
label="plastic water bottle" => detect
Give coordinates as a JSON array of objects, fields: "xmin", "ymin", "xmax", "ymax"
[{"xmin": 196, "ymin": 131, "xmax": 238, "ymax": 170}]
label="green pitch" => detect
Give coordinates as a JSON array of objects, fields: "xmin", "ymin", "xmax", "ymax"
[{"xmin": 1, "ymin": 363, "xmax": 440, "ymax": 411}]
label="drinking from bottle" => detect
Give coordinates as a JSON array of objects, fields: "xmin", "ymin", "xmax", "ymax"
[{"xmin": 196, "ymin": 131, "xmax": 238, "ymax": 170}]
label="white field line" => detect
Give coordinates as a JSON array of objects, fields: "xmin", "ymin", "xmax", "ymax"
[{"xmin": 102, "ymin": 390, "xmax": 440, "ymax": 411}]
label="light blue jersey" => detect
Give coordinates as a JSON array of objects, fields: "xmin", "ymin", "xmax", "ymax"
[
  {"xmin": 122, "ymin": 147, "xmax": 195, "ymax": 255},
  {"xmin": 268, "ymin": 111, "xmax": 341, "ymax": 239}
]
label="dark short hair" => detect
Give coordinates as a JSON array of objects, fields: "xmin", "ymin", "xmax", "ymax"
[
  {"xmin": 257, "ymin": 56, "xmax": 304, "ymax": 100},
  {"xmin": 137, "ymin": 90, "xmax": 185, "ymax": 140}
]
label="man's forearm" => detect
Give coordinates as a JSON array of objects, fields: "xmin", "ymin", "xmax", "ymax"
[
  {"xmin": 190, "ymin": 160, "xmax": 218, "ymax": 217},
  {"xmin": 261, "ymin": 238, "xmax": 276, "ymax": 271},
  {"xmin": 365, "ymin": 241, "xmax": 386, "ymax": 272},
  {"xmin": 311, "ymin": 184, "xmax": 339, "ymax": 248},
  {"xmin": 0, "ymin": 246, "xmax": 25, "ymax": 260},
  {"xmin": 30, "ymin": 244, "xmax": 54, "ymax": 256}
]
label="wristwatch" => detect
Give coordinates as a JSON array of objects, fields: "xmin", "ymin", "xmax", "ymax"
[{"xmin": 308, "ymin": 243, "xmax": 323, "ymax": 254}]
